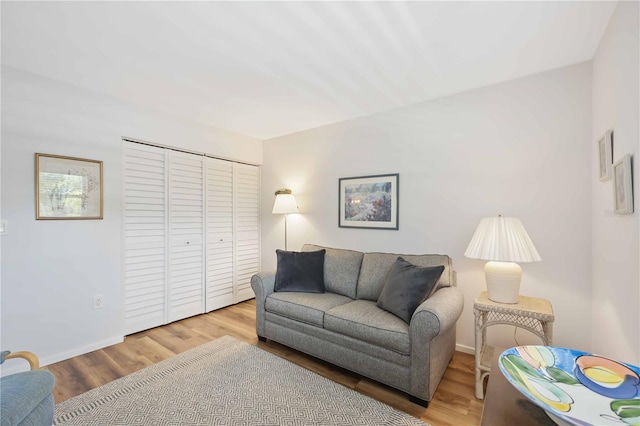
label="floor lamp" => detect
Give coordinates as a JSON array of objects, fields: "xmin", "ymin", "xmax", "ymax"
[{"xmin": 272, "ymin": 189, "xmax": 298, "ymax": 251}]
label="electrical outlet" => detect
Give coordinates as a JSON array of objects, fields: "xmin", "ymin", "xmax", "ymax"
[{"xmin": 93, "ymin": 295, "xmax": 104, "ymax": 309}]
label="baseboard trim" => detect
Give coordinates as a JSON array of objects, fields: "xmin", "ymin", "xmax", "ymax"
[
  {"xmin": 0, "ymin": 336, "xmax": 124, "ymax": 377},
  {"xmin": 456, "ymin": 343, "xmax": 474, "ymax": 355},
  {"xmin": 2, "ymin": 339, "xmax": 478, "ymax": 375},
  {"xmin": 41, "ymin": 336, "xmax": 125, "ymax": 368}
]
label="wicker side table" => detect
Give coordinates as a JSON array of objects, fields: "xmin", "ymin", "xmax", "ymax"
[{"xmin": 474, "ymin": 291, "xmax": 554, "ymax": 399}]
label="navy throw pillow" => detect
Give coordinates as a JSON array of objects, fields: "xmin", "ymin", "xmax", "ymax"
[
  {"xmin": 377, "ymin": 257, "xmax": 445, "ymax": 324},
  {"xmin": 274, "ymin": 249, "xmax": 326, "ymax": 293}
]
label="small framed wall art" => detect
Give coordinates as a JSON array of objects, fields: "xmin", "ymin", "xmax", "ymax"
[
  {"xmin": 35, "ymin": 153, "xmax": 103, "ymax": 220},
  {"xmin": 613, "ymin": 154, "xmax": 633, "ymax": 215},
  {"xmin": 339, "ymin": 173, "xmax": 399, "ymax": 230},
  {"xmin": 598, "ymin": 130, "xmax": 613, "ymax": 182}
]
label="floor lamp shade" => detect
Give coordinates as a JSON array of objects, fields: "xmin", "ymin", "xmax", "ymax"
[
  {"xmin": 272, "ymin": 189, "xmax": 298, "ymax": 250},
  {"xmin": 272, "ymin": 190, "xmax": 298, "ymax": 215},
  {"xmin": 465, "ymin": 216, "xmax": 541, "ymax": 303}
]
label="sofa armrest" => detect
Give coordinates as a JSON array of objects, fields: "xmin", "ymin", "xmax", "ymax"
[
  {"xmin": 409, "ymin": 286, "xmax": 464, "ymax": 400},
  {"xmin": 250, "ymin": 271, "xmax": 276, "ymax": 338},
  {"xmin": 410, "ymin": 286, "xmax": 464, "ymax": 339}
]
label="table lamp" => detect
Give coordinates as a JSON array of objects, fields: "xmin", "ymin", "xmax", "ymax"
[
  {"xmin": 464, "ymin": 215, "xmax": 541, "ymax": 303},
  {"xmin": 272, "ymin": 189, "xmax": 298, "ymax": 250}
]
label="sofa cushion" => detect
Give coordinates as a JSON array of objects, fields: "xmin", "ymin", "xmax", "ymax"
[
  {"xmin": 377, "ymin": 258, "xmax": 445, "ymax": 323},
  {"xmin": 275, "ymin": 249, "xmax": 326, "ymax": 293},
  {"xmin": 324, "ymin": 300, "xmax": 410, "ymax": 355},
  {"xmin": 264, "ymin": 312, "xmax": 411, "ymax": 367},
  {"xmin": 357, "ymin": 252, "xmax": 452, "ymax": 301},
  {"xmin": 266, "ymin": 292, "xmax": 352, "ymax": 327},
  {"xmin": 302, "ymin": 244, "xmax": 363, "ymax": 299}
]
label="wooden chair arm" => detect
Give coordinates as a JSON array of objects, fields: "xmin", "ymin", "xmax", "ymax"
[{"xmin": 0, "ymin": 351, "xmax": 40, "ymax": 370}]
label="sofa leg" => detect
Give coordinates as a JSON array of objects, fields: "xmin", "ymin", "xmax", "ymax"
[
  {"xmin": 409, "ymin": 395, "xmax": 428, "ymax": 407},
  {"xmin": 257, "ymin": 336, "xmax": 267, "ymax": 342}
]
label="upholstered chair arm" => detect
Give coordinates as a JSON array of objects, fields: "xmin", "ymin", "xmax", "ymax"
[
  {"xmin": 0, "ymin": 350, "xmax": 55, "ymax": 426},
  {"xmin": 250, "ymin": 271, "xmax": 277, "ymax": 338},
  {"xmin": 408, "ymin": 286, "xmax": 464, "ymax": 401}
]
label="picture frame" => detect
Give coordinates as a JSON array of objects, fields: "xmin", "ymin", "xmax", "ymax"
[
  {"xmin": 339, "ymin": 173, "xmax": 399, "ymax": 230},
  {"xmin": 35, "ymin": 153, "xmax": 103, "ymax": 220},
  {"xmin": 598, "ymin": 129, "xmax": 613, "ymax": 182},
  {"xmin": 613, "ymin": 154, "xmax": 633, "ymax": 215}
]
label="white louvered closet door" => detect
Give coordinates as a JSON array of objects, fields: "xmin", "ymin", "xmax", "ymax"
[
  {"xmin": 123, "ymin": 142, "xmax": 167, "ymax": 335},
  {"xmin": 167, "ymin": 151, "xmax": 205, "ymax": 323},
  {"xmin": 204, "ymin": 158, "xmax": 234, "ymax": 312},
  {"xmin": 234, "ymin": 163, "xmax": 260, "ymax": 302},
  {"xmin": 124, "ymin": 141, "xmax": 260, "ymax": 334}
]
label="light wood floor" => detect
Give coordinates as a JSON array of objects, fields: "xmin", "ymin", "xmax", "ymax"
[{"xmin": 45, "ymin": 299, "xmax": 483, "ymax": 426}]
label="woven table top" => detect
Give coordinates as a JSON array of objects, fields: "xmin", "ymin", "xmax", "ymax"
[{"xmin": 474, "ymin": 291, "xmax": 554, "ymax": 321}]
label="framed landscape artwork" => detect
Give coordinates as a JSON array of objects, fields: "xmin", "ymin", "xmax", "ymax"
[
  {"xmin": 598, "ymin": 130, "xmax": 613, "ymax": 182},
  {"xmin": 36, "ymin": 153, "xmax": 103, "ymax": 220},
  {"xmin": 339, "ymin": 173, "xmax": 399, "ymax": 230},
  {"xmin": 613, "ymin": 154, "xmax": 633, "ymax": 215}
]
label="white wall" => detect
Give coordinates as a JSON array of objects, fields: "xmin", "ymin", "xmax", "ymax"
[
  {"xmin": 262, "ymin": 63, "xmax": 593, "ymax": 353},
  {"xmin": 0, "ymin": 66, "xmax": 263, "ymax": 373},
  {"xmin": 591, "ymin": 1, "xmax": 640, "ymax": 365}
]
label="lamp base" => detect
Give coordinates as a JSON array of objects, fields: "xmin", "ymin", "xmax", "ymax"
[{"xmin": 484, "ymin": 261, "xmax": 522, "ymax": 304}]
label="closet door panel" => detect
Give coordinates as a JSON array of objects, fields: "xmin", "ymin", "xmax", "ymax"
[
  {"xmin": 205, "ymin": 158, "xmax": 234, "ymax": 311},
  {"xmin": 123, "ymin": 142, "xmax": 167, "ymax": 335},
  {"xmin": 234, "ymin": 164, "xmax": 260, "ymax": 302},
  {"xmin": 168, "ymin": 151, "xmax": 204, "ymax": 323}
]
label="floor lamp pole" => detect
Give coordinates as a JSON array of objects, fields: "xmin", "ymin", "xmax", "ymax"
[{"xmin": 284, "ymin": 213, "xmax": 288, "ymax": 251}]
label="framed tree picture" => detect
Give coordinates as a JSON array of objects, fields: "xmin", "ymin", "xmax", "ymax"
[
  {"xmin": 339, "ymin": 173, "xmax": 399, "ymax": 230},
  {"xmin": 613, "ymin": 154, "xmax": 633, "ymax": 215},
  {"xmin": 35, "ymin": 153, "xmax": 103, "ymax": 219}
]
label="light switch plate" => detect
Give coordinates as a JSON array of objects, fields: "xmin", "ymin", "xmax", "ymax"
[{"xmin": 0, "ymin": 220, "xmax": 7, "ymax": 236}]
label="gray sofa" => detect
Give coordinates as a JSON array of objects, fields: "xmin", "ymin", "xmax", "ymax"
[{"xmin": 250, "ymin": 244, "xmax": 464, "ymax": 406}]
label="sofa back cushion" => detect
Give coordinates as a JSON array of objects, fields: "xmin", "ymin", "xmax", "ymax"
[
  {"xmin": 357, "ymin": 252, "xmax": 453, "ymax": 301},
  {"xmin": 302, "ymin": 244, "xmax": 363, "ymax": 299}
]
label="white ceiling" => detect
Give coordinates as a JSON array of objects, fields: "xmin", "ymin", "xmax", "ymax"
[{"xmin": 2, "ymin": 1, "xmax": 616, "ymax": 140}]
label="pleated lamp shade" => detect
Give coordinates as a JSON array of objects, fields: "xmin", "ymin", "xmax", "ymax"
[
  {"xmin": 465, "ymin": 216, "xmax": 541, "ymax": 262},
  {"xmin": 465, "ymin": 216, "xmax": 541, "ymax": 303}
]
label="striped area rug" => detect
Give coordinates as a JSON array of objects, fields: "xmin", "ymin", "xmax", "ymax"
[{"xmin": 54, "ymin": 335, "xmax": 429, "ymax": 425}]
